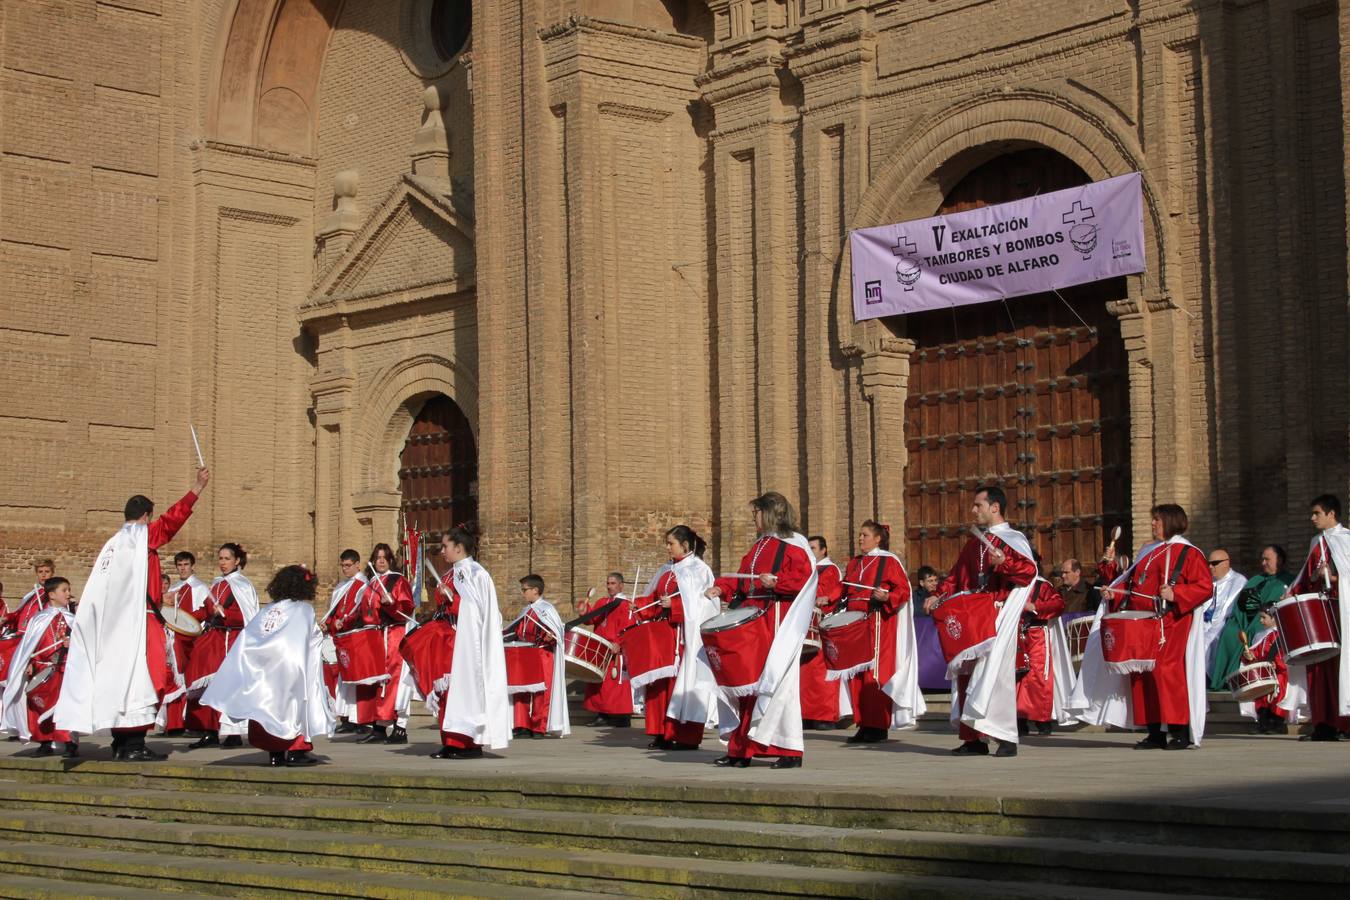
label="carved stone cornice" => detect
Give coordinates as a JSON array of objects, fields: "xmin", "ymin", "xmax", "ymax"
[
  {"xmin": 784, "ymin": 26, "xmax": 876, "ymax": 80},
  {"xmin": 538, "ymin": 14, "xmax": 706, "ymax": 50}
]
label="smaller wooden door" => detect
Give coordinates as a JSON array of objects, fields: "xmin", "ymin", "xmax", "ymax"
[{"xmin": 398, "ymin": 395, "xmax": 477, "ymax": 541}]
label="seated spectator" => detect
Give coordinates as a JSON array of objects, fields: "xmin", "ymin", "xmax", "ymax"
[
  {"xmin": 1055, "ymin": 559, "xmax": 1092, "ymax": 614},
  {"xmin": 912, "ymin": 566, "xmax": 939, "ymax": 615},
  {"xmin": 1209, "ymin": 545, "xmax": 1293, "ymax": 691}
]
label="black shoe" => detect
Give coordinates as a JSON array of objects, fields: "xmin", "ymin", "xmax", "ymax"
[
  {"xmin": 187, "ymin": 733, "xmax": 220, "ymax": 750},
  {"xmin": 803, "ymin": 719, "xmax": 834, "ymax": 731},
  {"xmin": 1269, "ymin": 719, "xmax": 1289, "ymax": 735},
  {"xmin": 358, "ymin": 727, "xmax": 388, "ymax": 744},
  {"xmin": 1017, "ymin": 718, "xmax": 1030, "ymax": 736},
  {"xmin": 430, "ymin": 746, "xmax": 482, "ymax": 759},
  {"xmin": 771, "ymin": 756, "xmax": 803, "ymax": 769},
  {"xmin": 221, "ymin": 735, "xmax": 243, "ymax": 748},
  {"xmin": 1301, "ymin": 724, "xmax": 1341, "ymax": 742},
  {"xmin": 512, "ymin": 727, "xmax": 529, "ymax": 739},
  {"xmin": 62, "ymin": 742, "xmax": 79, "ymax": 759},
  {"xmin": 384, "ymin": 726, "xmax": 408, "ymax": 745},
  {"xmin": 1134, "ymin": 734, "xmax": 1167, "ymax": 750},
  {"xmin": 951, "ymin": 740, "xmax": 989, "ymax": 756},
  {"xmin": 528, "ymin": 730, "xmax": 542, "ymax": 739},
  {"xmin": 1166, "ymin": 736, "xmax": 1192, "ymax": 750},
  {"xmin": 647, "ymin": 737, "xmax": 671, "ymax": 750},
  {"xmin": 286, "ymin": 751, "xmax": 319, "ymax": 767},
  {"xmin": 110, "ymin": 734, "xmax": 125, "ymax": 754},
  {"xmin": 994, "ymin": 740, "xmax": 1018, "ymax": 758},
  {"xmin": 32, "ymin": 742, "xmax": 54, "ymax": 757},
  {"xmin": 268, "ymin": 752, "xmax": 287, "ymax": 767},
  {"xmin": 584, "ymin": 717, "xmax": 604, "ymax": 727},
  {"xmin": 116, "ymin": 747, "xmax": 166, "ymax": 762},
  {"xmin": 608, "ymin": 716, "xmax": 632, "ymax": 728},
  {"xmin": 430, "ymin": 746, "xmax": 457, "ymax": 759},
  {"xmin": 333, "ymin": 720, "xmax": 359, "ymax": 735},
  {"xmin": 714, "ymin": 755, "xmax": 750, "ymax": 768},
  {"xmin": 669, "ymin": 742, "xmax": 700, "ymax": 751},
  {"xmin": 846, "ymin": 729, "xmax": 868, "ymax": 744},
  {"xmin": 1035, "ymin": 721, "xmax": 1052, "ymax": 736}
]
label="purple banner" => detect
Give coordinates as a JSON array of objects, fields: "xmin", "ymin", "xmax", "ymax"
[{"xmin": 849, "ymin": 172, "xmax": 1146, "ymax": 321}]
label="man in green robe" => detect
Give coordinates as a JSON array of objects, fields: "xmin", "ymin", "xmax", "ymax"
[{"xmin": 1208, "ymin": 545, "xmax": 1294, "ymax": 691}]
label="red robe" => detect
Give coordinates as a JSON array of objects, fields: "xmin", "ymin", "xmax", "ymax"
[
  {"xmin": 161, "ymin": 581, "xmax": 208, "ymax": 731},
  {"xmin": 353, "ymin": 572, "xmax": 414, "ymax": 725},
  {"xmin": 1016, "ymin": 580, "xmax": 1064, "ymax": 722},
  {"xmin": 26, "ymin": 611, "xmax": 72, "ymax": 743},
  {"xmin": 937, "ymin": 532, "xmax": 1038, "ymax": 741},
  {"xmin": 14, "ymin": 587, "xmax": 47, "ymax": 635},
  {"xmin": 800, "ymin": 561, "xmax": 844, "ymax": 723},
  {"xmin": 1247, "ymin": 628, "xmax": 1288, "ymax": 719},
  {"xmin": 510, "ymin": 604, "xmax": 558, "ymax": 734},
  {"xmin": 712, "ymin": 536, "xmax": 814, "ymax": 759},
  {"xmin": 322, "ymin": 577, "xmax": 367, "ymax": 703},
  {"xmin": 185, "ymin": 578, "xmax": 247, "ymax": 732},
  {"xmin": 581, "ymin": 596, "xmax": 635, "ymax": 716},
  {"xmin": 631, "ymin": 571, "xmax": 703, "ymax": 745},
  {"xmin": 1117, "ymin": 541, "xmax": 1212, "ymax": 726},
  {"xmin": 432, "ymin": 576, "xmax": 479, "ymax": 750},
  {"xmin": 841, "ymin": 553, "xmax": 911, "ymax": 730},
  {"xmin": 1289, "ymin": 538, "xmax": 1350, "ymax": 731}
]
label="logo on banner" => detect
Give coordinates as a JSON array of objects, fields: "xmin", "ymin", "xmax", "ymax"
[
  {"xmin": 891, "ymin": 235, "xmax": 921, "ymax": 291},
  {"xmin": 864, "ymin": 280, "xmax": 883, "ymax": 305},
  {"xmin": 1062, "ymin": 200, "xmax": 1097, "ymax": 260}
]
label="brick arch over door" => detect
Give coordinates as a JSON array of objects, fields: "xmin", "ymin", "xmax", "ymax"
[{"xmin": 900, "ymin": 148, "xmax": 1130, "ymax": 571}]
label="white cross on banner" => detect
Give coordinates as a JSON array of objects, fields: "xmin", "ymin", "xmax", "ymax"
[{"xmin": 848, "ymin": 172, "xmax": 1146, "ymax": 321}]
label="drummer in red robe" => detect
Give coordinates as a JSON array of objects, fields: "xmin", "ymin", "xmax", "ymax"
[
  {"xmin": 352, "ymin": 543, "xmax": 415, "ymax": 745},
  {"xmin": 706, "ymin": 492, "xmax": 815, "ymax": 769},
  {"xmin": 1099, "ymin": 504, "xmax": 1212, "ymax": 749},
  {"xmin": 1245, "ymin": 605, "xmax": 1289, "ymax": 735},
  {"xmin": 186, "ymin": 541, "xmax": 256, "ymax": 749},
  {"xmin": 161, "ymin": 551, "xmax": 209, "ymax": 734},
  {"xmin": 1016, "ymin": 578, "xmax": 1064, "ymax": 736},
  {"xmin": 800, "ymin": 536, "xmax": 845, "ymax": 730},
  {"xmin": 12, "ymin": 559, "xmax": 55, "ymax": 635},
  {"xmin": 506, "ymin": 575, "xmax": 562, "ymax": 738},
  {"xmin": 630, "ymin": 544, "xmax": 703, "ymax": 750},
  {"xmin": 579, "ymin": 573, "xmax": 635, "ymax": 727},
  {"xmin": 841, "ymin": 522, "xmax": 913, "ymax": 743},
  {"xmin": 24, "ymin": 577, "xmax": 77, "ymax": 756},
  {"xmin": 926, "ymin": 486, "xmax": 1038, "ymax": 757},
  {"xmin": 1288, "ymin": 494, "xmax": 1350, "ymax": 741}
]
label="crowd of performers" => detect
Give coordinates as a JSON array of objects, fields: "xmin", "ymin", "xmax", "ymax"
[{"xmin": 2, "ymin": 469, "xmax": 1348, "ymax": 767}]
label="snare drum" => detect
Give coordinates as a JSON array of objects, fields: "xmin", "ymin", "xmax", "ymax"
[
  {"xmin": 1064, "ymin": 615, "xmax": 1094, "ymax": 664},
  {"xmin": 819, "ymin": 609, "xmax": 873, "ymax": 675},
  {"xmin": 1273, "ymin": 593, "xmax": 1341, "ymax": 667},
  {"xmin": 618, "ymin": 620, "xmax": 678, "ymax": 687},
  {"xmin": 699, "ymin": 606, "xmax": 771, "ymax": 691},
  {"xmin": 398, "ymin": 618, "xmax": 456, "ymax": 696},
  {"xmin": 0, "ymin": 634, "xmax": 21, "ymax": 686},
  {"xmin": 931, "ymin": 591, "xmax": 998, "ymax": 675},
  {"xmin": 800, "ymin": 610, "xmax": 822, "ymax": 664},
  {"xmin": 1099, "ymin": 611, "xmax": 1162, "ymax": 674},
  {"xmin": 1227, "ymin": 660, "xmax": 1279, "ymax": 702},
  {"xmin": 25, "ymin": 664, "xmax": 62, "ymax": 715},
  {"xmin": 161, "ymin": 605, "xmax": 204, "ymax": 638},
  {"xmin": 334, "ymin": 624, "xmax": 389, "ymax": 685},
  {"xmin": 563, "ymin": 626, "xmax": 617, "ymax": 683},
  {"xmin": 504, "ymin": 641, "xmax": 548, "ymax": 694}
]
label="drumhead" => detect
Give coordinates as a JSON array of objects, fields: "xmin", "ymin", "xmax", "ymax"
[
  {"xmin": 1274, "ymin": 592, "xmax": 1327, "ymax": 609},
  {"xmin": 820, "ymin": 609, "xmax": 866, "ymax": 629},
  {"xmin": 161, "ymin": 605, "xmax": 203, "ymax": 637},
  {"xmin": 700, "ymin": 606, "xmax": 764, "ymax": 633},
  {"xmin": 1102, "ymin": 611, "xmax": 1157, "ymax": 621},
  {"xmin": 565, "ymin": 626, "xmax": 617, "ymax": 650},
  {"xmin": 25, "ymin": 665, "xmax": 53, "ymax": 692},
  {"xmin": 320, "ymin": 635, "xmax": 337, "ymax": 665}
]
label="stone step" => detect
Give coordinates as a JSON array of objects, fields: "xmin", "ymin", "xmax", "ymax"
[
  {"xmin": 3, "ymin": 756, "xmax": 1345, "ymax": 855},
  {"xmin": 0, "ymin": 787, "xmax": 1343, "ymax": 895},
  {"xmin": 0, "ymin": 873, "xmax": 216, "ymax": 899},
  {"xmin": 0, "ymin": 839, "xmax": 591, "ymax": 898},
  {"xmin": 0, "ymin": 820, "xmax": 1236, "ymax": 895}
]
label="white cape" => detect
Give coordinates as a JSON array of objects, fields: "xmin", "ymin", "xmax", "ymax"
[
  {"xmin": 200, "ymin": 599, "xmax": 334, "ymax": 740},
  {"xmin": 168, "ymin": 575, "xmax": 211, "ymax": 612},
  {"xmin": 1202, "ymin": 569, "xmax": 1247, "ymax": 670},
  {"xmin": 439, "ymin": 557, "xmax": 511, "ymax": 750},
  {"xmin": 323, "ymin": 573, "xmax": 366, "ymax": 718},
  {"xmin": 951, "ymin": 523, "xmax": 1035, "ymax": 743},
  {"xmin": 661, "ymin": 554, "xmax": 719, "ymax": 729},
  {"xmin": 506, "ymin": 598, "xmax": 569, "ymax": 736},
  {"xmin": 1065, "ymin": 536, "xmax": 1209, "ymax": 745},
  {"xmin": 1286, "ymin": 527, "xmax": 1350, "ymax": 718},
  {"xmin": 53, "ymin": 523, "xmax": 157, "ymax": 733},
  {"xmin": 2, "ymin": 607, "xmax": 75, "ymax": 739},
  {"xmin": 839, "ymin": 549, "xmax": 927, "ymax": 729},
  {"xmin": 714, "ymin": 533, "xmax": 818, "ymax": 753},
  {"xmin": 1044, "ymin": 602, "xmax": 1079, "ymax": 726}
]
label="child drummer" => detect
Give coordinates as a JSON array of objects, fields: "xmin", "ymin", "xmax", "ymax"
[
  {"xmin": 504, "ymin": 575, "xmax": 568, "ymax": 739},
  {"xmin": 1, "ymin": 577, "xmax": 78, "ymax": 757},
  {"xmin": 1244, "ymin": 605, "xmax": 1289, "ymax": 735}
]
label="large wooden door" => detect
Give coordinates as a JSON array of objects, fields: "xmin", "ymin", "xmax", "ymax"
[
  {"xmin": 902, "ymin": 149, "xmax": 1131, "ymax": 571},
  {"xmin": 399, "ymin": 395, "xmax": 477, "ymax": 540}
]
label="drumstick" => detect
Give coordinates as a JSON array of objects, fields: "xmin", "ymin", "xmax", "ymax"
[
  {"xmin": 720, "ymin": 573, "xmax": 762, "ymax": 580},
  {"xmin": 423, "ymin": 559, "xmax": 452, "ymax": 602},
  {"xmin": 366, "ymin": 563, "xmax": 397, "ymax": 605},
  {"xmin": 841, "ymin": 581, "xmax": 888, "ymax": 592},
  {"xmin": 630, "ymin": 592, "xmax": 681, "ymax": 618},
  {"xmin": 190, "ymin": 423, "xmax": 205, "ymax": 467},
  {"xmin": 968, "ymin": 526, "xmax": 1001, "ymax": 556},
  {"xmin": 1319, "ymin": 536, "xmax": 1333, "ymax": 591}
]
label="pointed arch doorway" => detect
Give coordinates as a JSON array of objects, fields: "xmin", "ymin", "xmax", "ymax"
[
  {"xmin": 901, "ymin": 148, "xmax": 1131, "ymax": 569},
  {"xmin": 398, "ymin": 394, "xmax": 478, "ymax": 542}
]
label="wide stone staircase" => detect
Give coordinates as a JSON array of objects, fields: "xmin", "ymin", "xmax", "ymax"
[{"xmin": 0, "ymin": 748, "xmax": 1345, "ymax": 899}]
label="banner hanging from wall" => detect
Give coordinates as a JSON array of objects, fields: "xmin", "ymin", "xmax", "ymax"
[{"xmin": 849, "ymin": 172, "xmax": 1146, "ymax": 321}]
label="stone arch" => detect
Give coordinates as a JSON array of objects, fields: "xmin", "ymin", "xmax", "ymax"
[
  {"xmin": 355, "ymin": 354, "xmax": 480, "ymax": 499},
  {"xmin": 837, "ymin": 89, "xmax": 1169, "ymax": 354}
]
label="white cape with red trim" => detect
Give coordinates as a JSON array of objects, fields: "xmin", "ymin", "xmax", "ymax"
[
  {"xmin": 2, "ymin": 606, "xmax": 75, "ymax": 739},
  {"xmin": 53, "ymin": 524, "xmax": 156, "ymax": 733},
  {"xmin": 439, "ymin": 557, "xmax": 511, "ymax": 750}
]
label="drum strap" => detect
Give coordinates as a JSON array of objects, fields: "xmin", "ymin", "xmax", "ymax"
[
  {"xmin": 731, "ymin": 542, "xmax": 789, "ymax": 610},
  {"xmin": 564, "ymin": 597, "xmax": 625, "ymax": 631}
]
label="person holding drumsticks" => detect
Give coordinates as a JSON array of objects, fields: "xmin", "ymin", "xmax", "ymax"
[
  {"xmin": 576, "ymin": 573, "xmax": 635, "ymax": 727},
  {"xmin": 924, "ymin": 486, "xmax": 1037, "ymax": 758},
  {"xmin": 1096, "ymin": 504, "xmax": 1212, "ymax": 750},
  {"xmin": 800, "ymin": 535, "xmax": 847, "ymax": 731},
  {"xmin": 841, "ymin": 521, "xmax": 923, "ymax": 745},
  {"xmin": 351, "ymin": 544, "xmax": 415, "ymax": 745},
  {"xmin": 161, "ymin": 551, "xmax": 209, "ymax": 735},
  {"xmin": 705, "ymin": 492, "xmax": 817, "ymax": 769},
  {"xmin": 1, "ymin": 576, "xmax": 77, "ymax": 757},
  {"xmin": 185, "ymin": 542, "xmax": 259, "ymax": 750},
  {"xmin": 1289, "ymin": 494, "xmax": 1350, "ymax": 741}
]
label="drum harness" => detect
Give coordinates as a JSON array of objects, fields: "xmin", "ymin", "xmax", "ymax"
[{"xmin": 730, "ymin": 540, "xmax": 789, "ymax": 630}]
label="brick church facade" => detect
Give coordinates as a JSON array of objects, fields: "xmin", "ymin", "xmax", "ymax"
[{"xmin": 2, "ymin": 0, "xmax": 1347, "ymax": 602}]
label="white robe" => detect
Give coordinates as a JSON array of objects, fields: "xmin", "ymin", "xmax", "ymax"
[
  {"xmin": 2, "ymin": 606, "xmax": 76, "ymax": 740},
  {"xmin": 505, "ymin": 598, "xmax": 570, "ymax": 736},
  {"xmin": 439, "ymin": 557, "xmax": 511, "ymax": 750},
  {"xmin": 659, "ymin": 554, "xmax": 719, "ymax": 729},
  {"xmin": 53, "ymin": 523, "xmax": 157, "ymax": 733},
  {"xmin": 1065, "ymin": 536, "xmax": 1210, "ymax": 745},
  {"xmin": 1202, "ymin": 569, "xmax": 1247, "ymax": 670},
  {"xmin": 714, "ymin": 532, "xmax": 818, "ymax": 753},
  {"xmin": 950, "ymin": 523, "xmax": 1035, "ymax": 744},
  {"xmin": 200, "ymin": 598, "xmax": 334, "ymax": 741}
]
